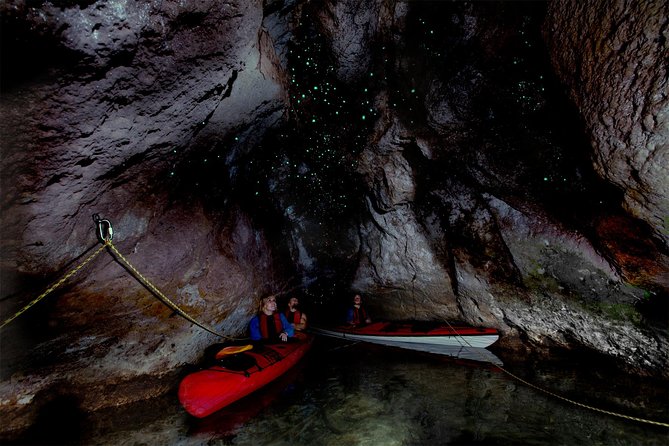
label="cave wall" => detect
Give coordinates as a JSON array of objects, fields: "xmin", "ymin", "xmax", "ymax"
[
  {"xmin": 1, "ymin": 0, "xmax": 292, "ymax": 432},
  {"xmin": 1, "ymin": 0, "xmax": 668, "ymax": 437},
  {"xmin": 544, "ymin": 0, "xmax": 669, "ymax": 249},
  {"xmin": 1, "ymin": 0, "xmax": 287, "ymax": 328},
  {"xmin": 309, "ymin": 0, "xmax": 667, "ymax": 364}
]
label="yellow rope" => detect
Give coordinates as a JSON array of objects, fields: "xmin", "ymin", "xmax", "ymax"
[
  {"xmin": 1, "ymin": 236, "xmax": 241, "ymax": 341},
  {"xmin": 0, "ymin": 244, "xmax": 107, "ymax": 330},
  {"xmin": 495, "ymin": 366, "xmax": 669, "ymax": 427},
  {"xmin": 443, "ymin": 320, "xmax": 669, "ymax": 428},
  {"xmin": 105, "ymin": 241, "xmax": 234, "ymax": 340}
]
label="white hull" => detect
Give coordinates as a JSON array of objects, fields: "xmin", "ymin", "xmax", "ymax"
[{"xmin": 311, "ymin": 327, "xmax": 499, "ymax": 349}]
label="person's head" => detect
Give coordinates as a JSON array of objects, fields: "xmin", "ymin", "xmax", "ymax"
[
  {"xmin": 260, "ymin": 296, "xmax": 278, "ymax": 315},
  {"xmin": 288, "ymin": 296, "xmax": 299, "ymax": 310},
  {"xmin": 353, "ymin": 294, "xmax": 362, "ymax": 305}
]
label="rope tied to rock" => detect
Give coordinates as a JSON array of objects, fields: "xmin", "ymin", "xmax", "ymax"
[
  {"xmin": 0, "ymin": 243, "xmax": 107, "ymax": 330},
  {"xmin": 495, "ymin": 366, "xmax": 669, "ymax": 427},
  {"xmin": 104, "ymin": 238, "xmax": 229, "ymax": 339},
  {"xmin": 1, "ymin": 216, "xmax": 238, "ymax": 340},
  {"xmin": 441, "ymin": 319, "xmax": 669, "ymax": 428}
]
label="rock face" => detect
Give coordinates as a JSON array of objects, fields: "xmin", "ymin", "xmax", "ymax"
[
  {"xmin": 1, "ymin": 0, "xmax": 288, "ymax": 434},
  {"xmin": 544, "ymin": 0, "xmax": 669, "ymax": 249},
  {"xmin": 0, "ymin": 0, "xmax": 667, "ymax": 438}
]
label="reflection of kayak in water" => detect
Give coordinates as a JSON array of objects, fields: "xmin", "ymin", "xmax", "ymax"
[
  {"xmin": 178, "ymin": 332, "xmax": 314, "ymax": 418},
  {"xmin": 363, "ymin": 339, "xmax": 504, "ymax": 365},
  {"xmin": 310, "ymin": 321, "xmax": 500, "ymax": 349}
]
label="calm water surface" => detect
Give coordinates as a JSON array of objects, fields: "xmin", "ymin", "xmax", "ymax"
[{"xmin": 70, "ymin": 338, "xmax": 668, "ymax": 445}]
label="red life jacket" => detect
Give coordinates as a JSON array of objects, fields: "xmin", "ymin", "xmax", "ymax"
[
  {"xmin": 285, "ymin": 309, "xmax": 302, "ymax": 325},
  {"xmin": 258, "ymin": 313, "xmax": 283, "ymax": 339},
  {"xmin": 351, "ymin": 306, "xmax": 368, "ymax": 324}
]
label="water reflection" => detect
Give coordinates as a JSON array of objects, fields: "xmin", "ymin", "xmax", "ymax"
[
  {"xmin": 365, "ymin": 339, "xmax": 504, "ymax": 365},
  {"xmin": 82, "ymin": 338, "xmax": 667, "ymax": 445}
]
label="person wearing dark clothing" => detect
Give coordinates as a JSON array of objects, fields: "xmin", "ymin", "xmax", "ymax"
[
  {"xmin": 284, "ymin": 296, "xmax": 307, "ymax": 331},
  {"xmin": 346, "ymin": 294, "xmax": 371, "ymax": 326}
]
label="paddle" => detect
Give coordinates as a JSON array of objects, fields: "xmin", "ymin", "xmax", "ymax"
[{"xmin": 215, "ymin": 344, "xmax": 253, "ymax": 359}]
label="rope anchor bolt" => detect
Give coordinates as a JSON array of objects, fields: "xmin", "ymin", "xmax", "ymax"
[{"xmin": 93, "ymin": 214, "xmax": 113, "ymax": 244}]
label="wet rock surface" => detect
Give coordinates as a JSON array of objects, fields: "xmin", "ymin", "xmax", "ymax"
[{"xmin": 1, "ymin": 0, "xmax": 667, "ymax": 438}]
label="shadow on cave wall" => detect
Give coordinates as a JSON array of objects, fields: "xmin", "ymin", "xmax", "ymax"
[{"xmin": 12, "ymin": 394, "xmax": 88, "ymax": 445}]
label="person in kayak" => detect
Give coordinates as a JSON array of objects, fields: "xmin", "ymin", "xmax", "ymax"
[
  {"xmin": 346, "ymin": 293, "xmax": 372, "ymax": 326},
  {"xmin": 284, "ymin": 296, "xmax": 308, "ymax": 331},
  {"xmin": 249, "ymin": 295, "xmax": 294, "ymax": 342}
]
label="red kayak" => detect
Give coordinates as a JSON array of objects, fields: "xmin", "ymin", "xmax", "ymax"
[{"xmin": 178, "ymin": 332, "xmax": 314, "ymax": 418}]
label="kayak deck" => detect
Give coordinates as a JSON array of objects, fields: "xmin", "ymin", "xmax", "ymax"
[{"xmin": 178, "ymin": 332, "xmax": 314, "ymax": 418}]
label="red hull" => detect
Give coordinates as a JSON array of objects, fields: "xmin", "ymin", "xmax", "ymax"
[{"xmin": 178, "ymin": 332, "xmax": 314, "ymax": 418}]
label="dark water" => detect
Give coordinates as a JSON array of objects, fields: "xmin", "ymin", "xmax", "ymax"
[{"xmin": 46, "ymin": 338, "xmax": 669, "ymax": 445}]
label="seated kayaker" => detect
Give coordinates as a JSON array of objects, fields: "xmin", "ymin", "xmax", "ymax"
[
  {"xmin": 346, "ymin": 293, "xmax": 372, "ymax": 326},
  {"xmin": 249, "ymin": 295, "xmax": 294, "ymax": 343},
  {"xmin": 284, "ymin": 295, "xmax": 308, "ymax": 331}
]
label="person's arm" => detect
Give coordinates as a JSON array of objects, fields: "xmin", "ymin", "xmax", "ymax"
[
  {"xmin": 280, "ymin": 313, "xmax": 295, "ymax": 337},
  {"xmin": 249, "ymin": 316, "xmax": 262, "ymax": 341},
  {"xmin": 346, "ymin": 308, "xmax": 354, "ymax": 324}
]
